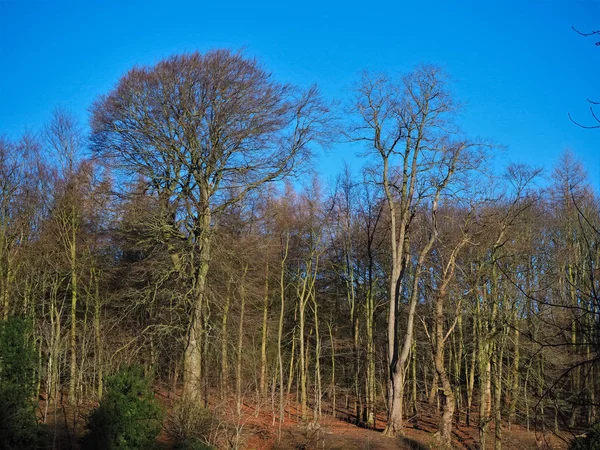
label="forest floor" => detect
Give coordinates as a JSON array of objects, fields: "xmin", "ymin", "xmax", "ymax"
[
  {"xmin": 40, "ymin": 389, "xmax": 571, "ymax": 450},
  {"xmin": 153, "ymin": 389, "xmax": 570, "ymax": 450},
  {"xmin": 234, "ymin": 400, "xmax": 570, "ymax": 450}
]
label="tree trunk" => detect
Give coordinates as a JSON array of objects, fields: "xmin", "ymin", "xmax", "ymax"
[
  {"xmin": 411, "ymin": 338, "xmax": 418, "ymax": 417},
  {"xmin": 312, "ymin": 290, "xmax": 322, "ymax": 423},
  {"xmin": 68, "ymin": 230, "xmax": 78, "ymax": 405},
  {"xmin": 467, "ymin": 318, "xmax": 476, "ymax": 427},
  {"xmin": 508, "ymin": 326, "xmax": 519, "ymax": 430},
  {"xmin": 260, "ymin": 262, "xmax": 270, "ymax": 401},
  {"xmin": 183, "ymin": 223, "xmax": 211, "ymax": 403},
  {"xmin": 236, "ymin": 265, "xmax": 248, "ymax": 416},
  {"xmin": 299, "ymin": 273, "xmax": 308, "ymax": 422},
  {"xmin": 328, "ymin": 322, "xmax": 336, "ymax": 418},
  {"xmin": 493, "ymin": 339, "xmax": 504, "ymax": 450},
  {"xmin": 221, "ymin": 279, "xmax": 232, "ymax": 397},
  {"xmin": 365, "ymin": 286, "xmax": 376, "ymax": 428},
  {"xmin": 277, "ymin": 234, "xmax": 289, "ymax": 437},
  {"xmin": 93, "ymin": 269, "xmax": 102, "ymax": 398}
]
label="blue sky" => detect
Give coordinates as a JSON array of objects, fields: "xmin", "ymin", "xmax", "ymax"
[{"xmin": 1, "ymin": 0, "xmax": 599, "ymax": 191}]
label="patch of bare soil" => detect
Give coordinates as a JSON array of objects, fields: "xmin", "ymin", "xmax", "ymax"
[{"xmin": 237, "ymin": 399, "xmax": 570, "ymax": 450}]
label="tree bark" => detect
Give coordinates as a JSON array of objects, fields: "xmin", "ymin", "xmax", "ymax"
[
  {"xmin": 183, "ymin": 217, "xmax": 211, "ymax": 403},
  {"xmin": 236, "ymin": 265, "xmax": 248, "ymax": 416},
  {"xmin": 260, "ymin": 262, "xmax": 270, "ymax": 401}
]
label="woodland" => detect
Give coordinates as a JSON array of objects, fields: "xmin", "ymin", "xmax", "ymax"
[{"xmin": 0, "ymin": 49, "xmax": 599, "ymax": 450}]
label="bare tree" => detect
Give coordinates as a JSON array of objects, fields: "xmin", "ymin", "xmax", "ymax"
[
  {"xmin": 423, "ymin": 215, "xmax": 467, "ymax": 448},
  {"xmin": 90, "ymin": 50, "xmax": 331, "ymax": 403},
  {"xmin": 348, "ymin": 65, "xmax": 483, "ymax": 436},
  {"xmin": 44, "ymin": 108, "xmax": 86, "ymax": 405}
]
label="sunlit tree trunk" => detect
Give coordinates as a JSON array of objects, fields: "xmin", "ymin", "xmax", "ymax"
[
  {"xmin": 312, "ymin": 288, "xmax": 322, "ymax": 422},
  {"xmin": 236, "ymin": 265, "xmax": 248, "ymax": 416},
  {"xmin": 221, "ymin": 278, "xmax": 232, "ymax": 398},
  {"xmin": 277, "ymin": 233, "xmax": 289, "ymax": 437},
  {"xmin": 68, "ymin": 199, "xmax": 78, "ymax": 405},
  {"xmin": 328, "ymin": 321, "xmax": 336, "ymax": 418},
  {"xmin": 466, "ymin": 317, "xmax": 476, "ymax": 427},
  {"xmin": 183, "ymin": 214, "xmax": 211, "ymax": 403},
  {"xmin": 260, "ymin": 262, "xmax": 270, "ymax": 401},
  {"xmin": 93, "ymin": 268, "xmax": 102, "ymax": 398}
]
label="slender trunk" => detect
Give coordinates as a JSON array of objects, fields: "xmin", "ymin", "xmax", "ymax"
[
  {"xmin": 353, "ymin": 309, "xmax": 360, "ymax": 424},
  {"xmin": 68, "ymin": 232, "xmax": 78, "ymax": 405},
  {"xmin": 286, "ymin": 321, "xmax": 296, "ymax": 403},
  {"xmin": 236, "ymin": 265, "xmax": 248, "ymax": 416},
  {"xmin": 478, "ymin": 290, "xmax": 490, "ymax": 449},
  {"xmin": 260, "ymin": 262, "xmax": 270, "ymax": 401},
  {"xmin": 455, "ymin": 314, "xmax": 463, "ymax": 424},
  {"xmin": 493, "ymin": 338, "xmax": 505, "ymax": 450},
  {"xmin": 365, "ymin": 286, "xmax": 376, "ymax": 428},
  {"xmin": 298, "ymin": 251, "xmax": 319, "ymax": 422},
  {"xmin": 525, "ymin": 361, "xmax": 531, "ymax": 431},
  {"xmin": 1, "ymin": 255, "xmax": 11, "ymax": 320},
  {"xmin": 588, "ymin": 341, "xmax": 596, "ymax": 424},
  {"xmin": 202, "ymin": 304, "xmax": 210, "ymax": 407},
  {"xmin": 304, "ymin": 329, "xmax": 311, "ymax": 418},
  {"xmin": 221, "ymin": 279, "xmax": 232, "ymax": 397},
  {"xmin": 45, "ymin": 293, "xmax": 58, "ymax": 423},
  {"xmin": 467, "ymin": 318, "xmax": 476, "ymax": 427},
  {"xmin": 538, "ymin": 350, "xmax": 545, "ymax": 419},
  {"xmin": 508, "ymin": 326, "xmax": 519, "ymax": 429},
  {"xmin": 568, "ymin": 263, "xmax": 579, "ymax": 427},
  {"xmin": 299, "ymin": 276, "xmax": 308, "ymax": 422},
  {"xmin": 328, "ymin": 322, "xmax": 336, "ymax": 418},
  {"xmin": 312, "ymin": 290, "xmax": 322, "ymax": 422},
  {"xmin": 411, "ymin": 338, "xmax": 418, "ymax": 417},
  {"xmin": 347, "ymin": 251, "xmax": 361, "ymax": 425},
  {"xmin": 93, "ymin": 269, "xmax": 102, "ymax": 398},
  {"xmin": 277, "ymin": 234, "xmax": 289, "ymax": 437},
  {"xmin": 479, "ymin": 360, "xmax": 489, "ymax": 449}
]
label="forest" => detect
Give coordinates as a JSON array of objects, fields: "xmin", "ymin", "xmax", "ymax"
[{"xmin": 0, "ymin": 49, "xmax": 598, "ymax": 450}]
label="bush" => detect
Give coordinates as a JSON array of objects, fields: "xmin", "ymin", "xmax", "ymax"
[
  {"xmin": 0, "ymin": 317, "xmax": 39, "ymax": 450},
  {"xmin": 570, "ymin": 423, "xmax": 600, "ymax": 450},
  {"xmin": 168, "ymin": 400, "xmax": 215, "ymax": 450},
  {"xmin": 82, "ymin": 366, "xmax": 164, "ymax": 450}
]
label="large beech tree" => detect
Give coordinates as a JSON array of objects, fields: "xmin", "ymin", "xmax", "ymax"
[{"xmin": 90, "ymin": 50, "xmax": 331, "ymax": 402}]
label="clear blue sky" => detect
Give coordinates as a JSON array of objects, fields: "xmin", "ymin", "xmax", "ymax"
[{"xmin": 1, "ymin": 0, "xmax": 598, "ymax": 191}]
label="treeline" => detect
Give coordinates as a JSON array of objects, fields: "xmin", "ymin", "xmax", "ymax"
[{"xmin": 0, "ymin": 49, "xmax": 598, "ymax": 449}]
